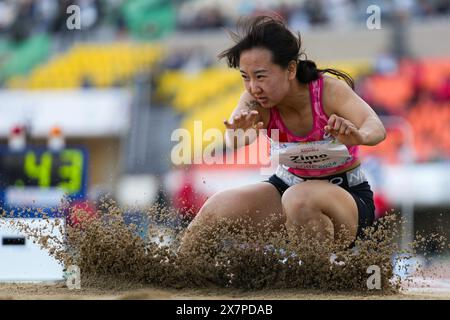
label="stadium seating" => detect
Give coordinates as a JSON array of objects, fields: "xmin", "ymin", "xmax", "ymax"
[
  {"xmin": 2, "ymin": 37, "xmax": 449, "ymax": 164},
  {"xmin": 6, "ymin": 42, "xmax": 163, "ymax": 89},
  {"xmin": 359, "ymin": 58, "xmax": 450, "ymax": 163},
  {"xmin": 156, "ymin": 68, "xmax": 242, "ymax": 113},
  {"xmin": 0, "ymin": 34, "xmax": 50, "ymax": 84},
  {"xmin": 362, "ymin": 74, "xmax": 414, "ymax": 113}
]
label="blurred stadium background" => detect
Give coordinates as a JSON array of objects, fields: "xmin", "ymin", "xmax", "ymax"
[{"xmin": 0, "ymin": 0, "xmax": 449, "ymax": 280}]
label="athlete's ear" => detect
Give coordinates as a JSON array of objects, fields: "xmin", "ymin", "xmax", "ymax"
[{"xmin": 287, "ymin": 60, "xmax": 297, "ymax": 80}]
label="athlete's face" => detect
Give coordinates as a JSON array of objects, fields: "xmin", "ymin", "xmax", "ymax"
[{"xmin": 239, "ymin": 47, "xmax": 296, "ymax": 108}]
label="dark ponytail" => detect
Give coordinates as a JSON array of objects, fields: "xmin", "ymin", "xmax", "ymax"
[
  {"xmin": 296, "ymin": 60, "xmax": 319, "ymax": 83},
  {"xmin": 296, "ymin": 59, "xmax": 355, "ymax": 90},
  {"xmin": 219, "ymin": 15, "xmax": 355, "ymax": 90}
]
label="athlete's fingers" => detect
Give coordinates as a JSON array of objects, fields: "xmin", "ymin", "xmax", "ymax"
[
  {"xmin": 249, "ymin": 110, "xmax": 259, "ymax": 116},
  {"xmin": 248, "ymin": 116, "xmax": 258, "ymax": 126},
  {"xmin": 327, "ymin": 114, "xmax": 337, "ymax": 128},
  {"xmin": 344, "ymin": 125, "xmax": 352, "ymax": 136},
  {"xmin": 234, "ymin": 110, "xmax": 258, "ymax": 129},
  {"xmin": 243, "ymin": 111, "xmax": 252, "ymax": 122},
  {"xmin": 333, "ymin": 117, "xmax": 343, "ymax": 131},
  {"xmin": 234, "ymin": 116, "xmax": 246, "ymax": 128},
  {"xmin": 251, "ymin": 121, "xmax": 264, "ymax": 129},
  {"xmin": 223, "ymin": 119, "xmax": 233, "ymax": 129},
  {"xmin": 345, "ymin": 125, "xmax": 358, "ymax": 136},
  {"xmin": 339, "ymin": 121, "xmax": 350, "ymax": 135},
  {"xmin": 224, "ymin": 118, "xmax": 239, "ymax": 129},
  {"xmin": 225, "ymin": 108, "xmax": 261, "ymax": 130},
  {"xmin": 247, "ymin": 110, "xmax": 259, "ymax": 118}
]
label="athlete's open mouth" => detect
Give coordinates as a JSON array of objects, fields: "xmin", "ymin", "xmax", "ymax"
[{"xmin": 256, "ymin": 97, "xmax": 268, "ymax": 103}]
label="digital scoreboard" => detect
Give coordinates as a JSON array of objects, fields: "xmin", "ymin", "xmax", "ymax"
[
  {"xmin": 0, "ymin": 146, "xmax": 88, "ymax": 214},
  {"xmin": 0, "ymin": 146, "xmax": 89, "ymax": 280}
]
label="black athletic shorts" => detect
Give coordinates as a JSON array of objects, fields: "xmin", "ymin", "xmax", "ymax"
[{"xmin": 263, "ymin": 170, "xmax": 376, "ymax": 240}]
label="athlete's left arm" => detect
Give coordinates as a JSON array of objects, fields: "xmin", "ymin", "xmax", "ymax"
[{"xmin": 323, "ymin": 77, "xmax": 386, "ymax": 146}]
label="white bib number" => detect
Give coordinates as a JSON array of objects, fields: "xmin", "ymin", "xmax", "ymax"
[{"xmin": 270, "ymin": 139, "xmax": 352, "ymax": 170}]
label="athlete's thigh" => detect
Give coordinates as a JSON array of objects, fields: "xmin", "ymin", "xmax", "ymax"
[
  {"xmin": 180, "ymin": 182, "xmax": 283, "ymax": 255},
  {"xmin": 283, "ymin": 180, "xmax": 358, "ymax": 234},
  {"xmin": 197, "ymin": 182, "xmax": 283, "ymax": 225}
]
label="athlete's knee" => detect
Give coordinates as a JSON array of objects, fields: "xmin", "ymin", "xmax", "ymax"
[
  {"xmin": 282, "ymin": 185, "xmax": 318, "ymax": 211},
  {"xmin": 281, "ymin": 185, "xmax": 321, "ymax": 224}
]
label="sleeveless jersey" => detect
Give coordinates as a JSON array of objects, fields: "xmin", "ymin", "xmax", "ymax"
[{"xmin": 266, "ymin": 75, "xmax": 360, "ymax": 177}]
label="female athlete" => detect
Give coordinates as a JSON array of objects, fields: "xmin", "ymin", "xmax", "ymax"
[{"xmin": 179, "ymin": 16, "xmax": 386, "ymax": 252}]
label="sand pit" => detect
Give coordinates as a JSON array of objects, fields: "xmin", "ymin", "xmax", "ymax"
[
  {"xmin": 1, "ymin": 204, "xmax": 449, "ymax": 301},
  {"xmin": 1, "ymin": 281, "xmax": 450, "ymax": 300}
]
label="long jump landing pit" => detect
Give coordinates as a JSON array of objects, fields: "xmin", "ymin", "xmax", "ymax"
[
  {"xmin": 1, "ymin": 210, "xmax": 448, "ymax": 300},
  {"xmin": 0, "ymin": 279, "xmax": 450, "ymax": 300}
]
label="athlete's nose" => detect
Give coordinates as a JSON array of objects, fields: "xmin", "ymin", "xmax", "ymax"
[{"xmin": 249, "ymin": 81, "xmax": 262, "ymax": 95}]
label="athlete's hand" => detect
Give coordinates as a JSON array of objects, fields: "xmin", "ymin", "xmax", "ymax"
[
  {"xmin": 223, "ymin": 110, "xmax": 264, "ymax": 131},
  {"xmin": 324, "ymin": 114, "xmax": 365, "ymax": 146}
]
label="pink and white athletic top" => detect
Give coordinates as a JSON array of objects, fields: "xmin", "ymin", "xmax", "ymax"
[{"xmin": 266, "ymin": 75, "xmax": 360, "ymax": 177}]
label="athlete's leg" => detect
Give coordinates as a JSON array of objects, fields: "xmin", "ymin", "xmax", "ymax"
[
  {"xmin": 179, "ymin": 182, "xmax": 283, "ymax": 255},
  {"xmin": 281, "ymin": 180, "xmax": 358, "ymax": 245}
]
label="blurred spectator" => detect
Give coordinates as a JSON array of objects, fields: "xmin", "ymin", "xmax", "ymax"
[
  {"xmin": 374, "ymin": 192, "xmax": 391, "ymax": 219},
  {"xmin": 435, "ymin": 0, "xmax": 450, "ymax": 15},
  {"xmin": 374, "ymin": 52, "xmax": 399, "ymax": 75},
  {"xmin": 163, "ymin": 48, "xmax": 192, "ymax": 70},
  {"xmin": 78, "ymin": 0, "xmax": 102, "ymax": 32},
  {"xmin": 0, "ymin": 1, "xmax": 16, "ymax": 34},
  {"xmin": 178, "ymin": 7, "xmax": 226, "ymax": 31},
  {"xmin": 181, "ymin": 48, "xmax": 213, "ymax": 74},
  {"xmin": 34, "ymin": 0, "xmax": 58, "ymax": 33},
  {"xmin": 326, "ymin": 0, "xmax": 353, "ymax": 30},
  {"xmin": 172, "ymin": 167, "xmax": 208, "ymax": 221},
  {"xmin": 174, "ymin": 0, "xmax": 450, "ymax": 31},
  {"xmin": 414, "ymin": 0, "xmax": 436, "ymax": 17},
  {"xmin": 52, "ymin": 0, "xmax": 74, "ymax": 35},
  {"xmin": 1, "ymin": 0, "xmax": 449, "ymax": 44},
  {"xmin": 304, "ymin": 0, "xmax": 329, "ymax": 26},
  {"xmin": 287, "ymin": 5, "xmax": 312, "ymax": 32},
  {"xmin": 10, "ymin": 0, "xmax": 34, "ymax": 43}
]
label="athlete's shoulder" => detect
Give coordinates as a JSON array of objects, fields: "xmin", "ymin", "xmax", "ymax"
[
  {"xmin": 322, "ymin": 75, "xmax": 355, "ymax": 114},
  {"xmin": 322, "ymin": 75, "xmax": 352, "ymax": 96}
]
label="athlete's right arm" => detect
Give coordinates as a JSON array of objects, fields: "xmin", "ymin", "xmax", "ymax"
[{"xmin": 223, "ymin": 91, "xmax": 266, "ymax": 150}]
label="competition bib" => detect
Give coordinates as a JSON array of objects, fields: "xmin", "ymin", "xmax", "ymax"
[{"xmin": 270, "ymin": 139, "xmax": 352, "ymax": 170}]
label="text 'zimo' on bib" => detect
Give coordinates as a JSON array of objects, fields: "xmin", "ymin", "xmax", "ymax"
[{"xmin": 269, "ymin": 138, "xmax": 352, "ymax": 170}]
